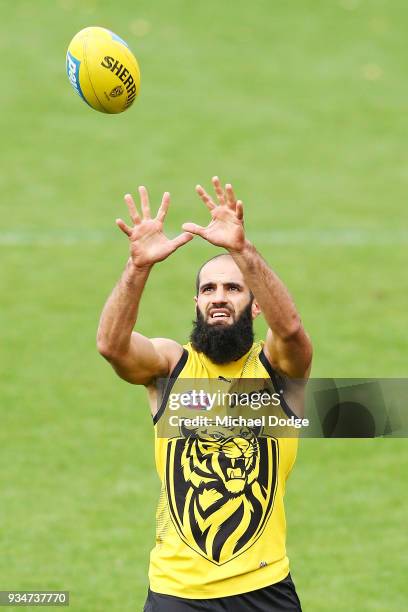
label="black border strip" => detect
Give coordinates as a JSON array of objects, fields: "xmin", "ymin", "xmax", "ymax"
[
  {"xmin": 259, "ymin": 349, "xmax": 298, "ymax": 419},
  {"xmin": 152, "ymin": 349, "xmax": 188, "ymax": 425}
]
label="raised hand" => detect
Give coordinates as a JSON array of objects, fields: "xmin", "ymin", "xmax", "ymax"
[
  {"xmin": 116, "ymin": 187, "xmax": 194, "ymax": 269},
  {"xmin": 182, "ymin": 177, "xmax": 246, "ymax": 252}
]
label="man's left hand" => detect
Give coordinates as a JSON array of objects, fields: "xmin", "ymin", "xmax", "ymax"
[{"xmin": 182, "ymin": 177, "xmax": 246, "ymax": 252}]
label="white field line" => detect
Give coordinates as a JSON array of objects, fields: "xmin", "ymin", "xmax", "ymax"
[{"xmin": 0, "ymin": 228, "xmax": 407, "ymax": 247}]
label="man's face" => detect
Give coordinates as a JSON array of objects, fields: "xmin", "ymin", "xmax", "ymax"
[
  {"xmin": 195, "ymin": 257, "xmax": 257, "ymax": 325},
  {"xmin": 190, "ymin": 256, "xmax": 261, "ymax": 363}
]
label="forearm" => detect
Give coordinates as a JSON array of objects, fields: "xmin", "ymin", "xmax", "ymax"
[
  {"xmin": 97, "ymin": 258, "xmax": 151, "ymax": 357},
  {"xmin": 229, "ymin": 241, "xmax": 301, "ymax": 339}
]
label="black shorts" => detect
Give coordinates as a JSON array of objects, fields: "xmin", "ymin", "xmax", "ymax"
[{"xmin": 143, "ymin": 573, "xmax": 302, "ymax": 611}]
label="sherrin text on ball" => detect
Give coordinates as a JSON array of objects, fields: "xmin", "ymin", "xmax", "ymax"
[{"xmin": 66, "ymin": 26, "xmax": 141, "ymax": 113}]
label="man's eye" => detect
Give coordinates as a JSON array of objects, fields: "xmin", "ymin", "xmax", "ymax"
[
  {"xmin": 229, "ymin": 286, "xmax": 239, "ymax": 291},
  {"xmin": 202, "ymin": 287, "xmax": 213, "ymax": 292}
]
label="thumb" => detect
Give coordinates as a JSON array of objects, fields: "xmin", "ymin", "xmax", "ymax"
[
  {"xmin": 116, "ymin": 218, "xmax": 133, "ymax": 237},
  {"xmin": 170, "ymin": 231, "xmax": 195, "ymax": 250},
  {"xmin": 182, "ymin": 222, "xmax": 206, "ymax": 238}
]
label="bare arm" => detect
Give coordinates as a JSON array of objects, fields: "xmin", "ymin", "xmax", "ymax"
[
  {"xmin": 229, "ymin": 241, "xmax": 312, "ymax": 378},
  {"xmin": 182, "ymin": 177, "xmax": 312, "ymax": 379},
  {"xmin": 97, "ymin": 187, "xmax": 193, "ymax": 385},
  {"xmin": 97, "ymin": 258, "xmax": 176, "ymax": 384}
]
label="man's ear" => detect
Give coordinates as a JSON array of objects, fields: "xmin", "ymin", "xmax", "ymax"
[
  {"xmin": 193, "ymin": 296, "xmax": 198, "ymax": 305},
  {"xmin": 251, "ymin": 299, "xmax": 261, "ymax": 320}
]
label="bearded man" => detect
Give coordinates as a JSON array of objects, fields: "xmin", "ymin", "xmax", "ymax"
[{"xmin": 97, "ymin": 177, "xmax": 312, "ymax": 612}]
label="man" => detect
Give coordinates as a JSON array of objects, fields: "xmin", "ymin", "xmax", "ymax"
[{"xmin": 97, "ymin": 177, "xmax": 312, "ymax": 611}]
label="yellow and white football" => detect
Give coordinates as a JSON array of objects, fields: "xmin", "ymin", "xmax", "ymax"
[{"xmin": 66, "ymin": 26, "xmax": 141, "ymax": 114}]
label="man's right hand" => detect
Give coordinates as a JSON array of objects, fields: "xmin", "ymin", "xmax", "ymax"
[{"xmin": 116, "ymin": 186, "xmax": 194, "ymax": 269}]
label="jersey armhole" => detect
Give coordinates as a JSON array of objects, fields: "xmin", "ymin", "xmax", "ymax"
[
  {"xmin": 152, "ymin": 348, "xmax": 188, "ymax": 425},
  {"xmin": 258, "ymin": 349, "xmax": 298, "ymax": 419}
]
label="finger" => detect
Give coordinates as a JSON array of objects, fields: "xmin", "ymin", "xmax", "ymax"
[
  {"xmin": 116, "ymin": 218, "xmax": 133, "ymax": 237},
  {"xmin": 170, "ymin": 231, "xmax": 195, "ymax": 250},
  {"xmin": 196, "ymin": 185, "xmax": 216, "ymax": 211},
  {"xmin": 156, "ymin": 192, "xmax": 170, "ymax": 223},
  {"xmin": 236, "ymin": 200, "xmax": 244, "ymax": 221},
  {"xmin": 182, "ymin": 222, "xmax": 207, "ymax": 238},
  {"xmin": 138, "ymin": 185, "xmax": 151, "ymax": 219},
  {"xmin": 225, "ymin": 183, "xmax": 237, "ymax": 210},
  {"xmin": 124, "ymin": 194, "xmax": 141, "ymax": 225},
  {"xmin": 212, "ymin": 176, "xmax": 225, "ymax": 205}
]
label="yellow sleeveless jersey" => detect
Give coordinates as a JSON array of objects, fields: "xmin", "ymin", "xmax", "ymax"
[{"xmin": 149, "ymin": 341, "xmax": 298, "ymax": 598}]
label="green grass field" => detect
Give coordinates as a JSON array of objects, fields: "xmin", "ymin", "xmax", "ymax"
[{"xmin": 1, "ymin": 1, "xmax": 407, "ymax": 610}]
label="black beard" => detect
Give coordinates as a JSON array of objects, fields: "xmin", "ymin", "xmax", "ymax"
[{"xmin": 190, "ymin": 301, "xmax": 254, "ymax": 364}]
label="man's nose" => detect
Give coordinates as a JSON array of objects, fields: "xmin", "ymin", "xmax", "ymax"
[{"xmin": 212, "ymin": 286, "xmax": 227, "ymax": 302}]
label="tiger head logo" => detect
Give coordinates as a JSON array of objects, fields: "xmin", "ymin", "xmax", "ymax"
[
  {"xmin": 181, "ymin": 425, "xmax": 260, "ymax": 495},
  {"xmin": 166, "ymin": 424, "xmax": 278, "ymax": 565}
]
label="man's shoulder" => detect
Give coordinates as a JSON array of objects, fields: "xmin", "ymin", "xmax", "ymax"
[
  {"xmin": 151, "ymin": 337, "xmax": 183, "ymax": 355},
  {"xmin": 150, "ymin": 338, "xmax": 186, "ymax": 372}
]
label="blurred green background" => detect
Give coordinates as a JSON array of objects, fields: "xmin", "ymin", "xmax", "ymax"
[{"xmin": 1, "ymin": 1, "xmax": 407, "ymax": 610}]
